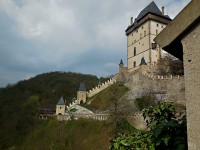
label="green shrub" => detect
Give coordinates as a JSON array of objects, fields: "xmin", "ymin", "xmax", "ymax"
[
  {"xmin": 110, "ymin": 102, "xmax": 187, "ymax": 150},
  {"xmin": 69, "ymin": 108, "xmax": 78, "ymax": 112}
]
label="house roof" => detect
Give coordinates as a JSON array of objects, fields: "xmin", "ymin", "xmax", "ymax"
[
  {"xmin": 140, "ymin": 57, "xmax": 147, "ymax": 65},
  {"xmin": 154, "ymin": 0, "xmax": 200, "ymax": 60},
  {"xmin": 57, "ymin": 96, "xmax": 65, "ymax": 105},
  {"xmin": 78, "ymin": 83, "xmax": 86, "ymax": 91}
]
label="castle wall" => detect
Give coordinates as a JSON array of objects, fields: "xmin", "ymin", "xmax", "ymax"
[
  {"xmin": 87, "ymin": 78, "xmax": 116, "ymax": 98},
  {"xmin": 123, "ymin": 70, "xmax": 185, "ymax": 104},
  {"xmin": 182, "ymin": 23, "xmax": 200, "ymax": 150}
]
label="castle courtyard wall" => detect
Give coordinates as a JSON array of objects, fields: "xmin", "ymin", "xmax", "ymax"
[
  {"xmin": 124, "ymin": 70, "xmax": 185, "ymax": 104},
  {"xmin": 182, "ymin": 23, "xmax": 200, "ymax": 150}
]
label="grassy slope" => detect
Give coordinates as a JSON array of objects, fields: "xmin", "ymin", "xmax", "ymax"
[
  {"xmin": 19, "ymin": 119, "xmax": 114, "ymax": 150},
  {"xmin": 0, "ymin": 72, "xmax": 130, "ymax": 149},
  {"xmin": 86, "ymin": 83, "xmax": 129, "ymax": 111},
  {"xmin": 0, "ymin": 71, "xmax": 110, "ymax": 149}
]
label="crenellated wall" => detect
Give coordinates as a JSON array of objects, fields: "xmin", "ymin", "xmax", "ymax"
[
  {"xmin": 56, "ymin": 113, "xmax": 109, "ymax": 121},
  {"xmin": 123, "ymin": 69, "xmax": 185, "ymax": 105},
  {"xmin": 87, "ymin": 78, "xmax": 116, "ymax": 98},
  {"xmin": 56, "ymin": 112, "xmax": 147, "ymax": 130}
]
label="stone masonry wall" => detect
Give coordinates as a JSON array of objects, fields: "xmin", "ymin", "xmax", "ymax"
[
  {"xmin": 123, "ymin": 70, "xmax": 185, "ymax": 104},
  {"xmin": 182, "ymin": 23, "xmax": 200, "ymax": 150}
]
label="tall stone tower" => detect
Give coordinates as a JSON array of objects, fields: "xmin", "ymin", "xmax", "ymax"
[
  {"xmin": 56, "ymin": 96, "xmax": 66, "ymax": 115},
  {"xmin": 77, "ymin": 83, "xmax": 87, "ymax": 104},
  {"xmin": 125, "ymin": 1, "xmax": 171, "ymax": 72}
]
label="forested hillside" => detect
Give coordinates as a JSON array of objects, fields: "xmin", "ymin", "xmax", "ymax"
[{"xmin": 0, "ymin": 71, "xmax": 109, "ymax": 149}]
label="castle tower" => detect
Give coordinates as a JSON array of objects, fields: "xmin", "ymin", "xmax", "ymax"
[
  {"xmin": 77, "ymin": 83, "xmax": 87, "ymax": 104},
  {"xmin": 125, "ymin": 1, "xmax": 171, "ymax": 72},
  {"xmin": 56, "ymin": 96, "xmax": 66, "ymax": 115}
]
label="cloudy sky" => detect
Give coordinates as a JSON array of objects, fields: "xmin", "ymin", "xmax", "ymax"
[{"xmin": 0, "ymin": 0, "xmax": 190, "ymax": 87}]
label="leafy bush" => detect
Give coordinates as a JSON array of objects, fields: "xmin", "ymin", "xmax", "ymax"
[
  {"xmin": 69, "ymin": 108, "xmax": 78, "ymax": 112},
  {"xmin": 110, "ymin": 102, "xmax": 187, "ymax": 150}
]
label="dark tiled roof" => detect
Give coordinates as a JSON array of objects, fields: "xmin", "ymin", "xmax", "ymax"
[
  {"xmin": 57, "ymin": 96, "xmax": 65, "ymax": 105},
  {"xmin": 164, "ymin": 15, "xmax": 171, "ymax": 19},
  {"xmin": 140, "ymin": 57, "xmax": 147, "ymax": 65},
  {"xmin": 119, "ymin": 59, "xmax": 124, "ymax": 65},
  {"xmin": 136, "ymin": 1, "xmax": 170, "ymax": 22},
  {"xmin": 126, "ymin": 1, "xmax": 171, "ymax": 35},
  {"xmin": 79, "ymin": 83, "xmax": 86, "ymax": 91}
]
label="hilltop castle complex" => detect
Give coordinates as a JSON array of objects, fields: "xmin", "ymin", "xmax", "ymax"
[
  {"xmin": 54, "ymin": 1, "xmax": 185, "ymax": 129},
  {"xmin": 53, "ymin": 1, "xmax": 200, "ymax": 148}
]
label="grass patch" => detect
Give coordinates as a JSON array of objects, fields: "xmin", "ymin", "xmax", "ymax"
[
  {"xmin": 69, "ymin": 108, "xmax": 77, "ymax": 112},
  {"xmin": 19, "ymin": 119, "xmax": 114, "ymax": 150},
  {"xmin": 86, "ymin": 83, "xmax": 129, "ymax": 111}
]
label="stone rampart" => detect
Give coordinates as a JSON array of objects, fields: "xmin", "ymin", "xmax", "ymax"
[
  {"xmin": 87, "ymin": 78, "xmax": 116, "ymax": 98},
  {"xmin": 57, "ymin": 113, "xmax": 109, "ymax": 121},
  {"xmin": 123, "ymin": 70, "xmax": 185, "ymax": 105},
  {"xmin": 56, "ymin": 112, "xmax": 147, "ymax": 130}
]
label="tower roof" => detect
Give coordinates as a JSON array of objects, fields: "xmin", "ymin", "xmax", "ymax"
[
  {"xmin": 78, "ymin": 83, "xmax": 86, "ymax": 91},
  {"xmin": 126, "ymin": 1, "xmax": 171, "ymax": 35},
  {"xmin": 140, "ymin": 57, "xmax": 147, "ymax": 65},
  {"xmin": 119, "ymin": 59, "xmax": 124, "ymax": 65},
  {"xmin": 57, "ymin": 96, "xmax": 65, "ymax": 105},
  {"xmin": 136, "ymin": 1, "xmax": 170, "ymax": 22}
]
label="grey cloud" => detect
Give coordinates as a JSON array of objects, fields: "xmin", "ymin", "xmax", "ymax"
[{"xmin": 0, "ymin": 0, "xmax": 190, "ymax": 87}]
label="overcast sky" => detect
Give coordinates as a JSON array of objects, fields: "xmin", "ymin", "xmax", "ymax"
[{"xmin": 0, "ymin": 0, "xmax": 190, "ymax": 87}]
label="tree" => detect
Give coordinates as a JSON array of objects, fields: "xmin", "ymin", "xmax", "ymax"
[{"xmin": 157, "ymin": 55, "xmax": 184, "ymax": 75}]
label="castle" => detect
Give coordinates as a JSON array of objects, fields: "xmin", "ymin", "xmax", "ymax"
[
  {"xmin": 55, "ymin": 1, "xmax": 185, "ymax": 127},
  {"xmin": 53, "ymin": 1, "xmax": 200, "ymax": 148},
  {"xmin": 117, "ymin": 2, "xmax": 185, "ymax": 107}
]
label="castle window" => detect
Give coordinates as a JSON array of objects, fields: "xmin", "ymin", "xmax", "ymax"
[
  {"xmin": 136, "ymin": 30, "xmax": 138, "ymax": 33},
  {"xmin": 134, "ymin": 47, "xmax": 136, "ymax": 56},
  {"xmin": 157, "ymin": 24, "xmax": 159, "ymax": 27},
  {"xmin": 133, "ymin": 61, "xmax": 136, "ymax": 68},
  {"xmin": 132, "ymin": 33, "xmax": 133, "ymax": 36},
  {"xmin": 156, "ymin": 30, "xmax": 158, "ymax": 35},
  {"xmin": 142, "ymin": 26, "xmax": 143, "ymax": 29},
  {"xmin": 161, "ymin": 25, "xmax": 164, "ymax": 28},
  {"xmin": 140, "ymin": 33, "xmax": 142, "ymax": 39},
  {"xmin": 60, "ymin": 107, "xmax": 61, "ymax": 109},
  {"xmin": 144, "ymin": 31, "xmax": 146, "ymax": 36}
]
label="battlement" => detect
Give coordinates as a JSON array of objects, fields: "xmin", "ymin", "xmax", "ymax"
[
  {"xmin": 56, "ymin": 113, "xmax": 109, "ymax": 121},
  {"xmin": 87, "ymin": 78, "xmax": 116, "ymax": 98},
  {"xmin": 142, "ymin": 72, "xmax": 184, "ymax": 80},
  {"xmin": 66, "ymin": 101, "xmax": 77, "ymax": 110}
]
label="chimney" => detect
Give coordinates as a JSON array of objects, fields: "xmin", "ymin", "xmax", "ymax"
[
  {"xmin": 162, "ymin": 6, "xmax": 165, "ymax": 16},
  {"xmin": 130, "ymin": 17, "xmax": 133, "ymax": 25}
]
